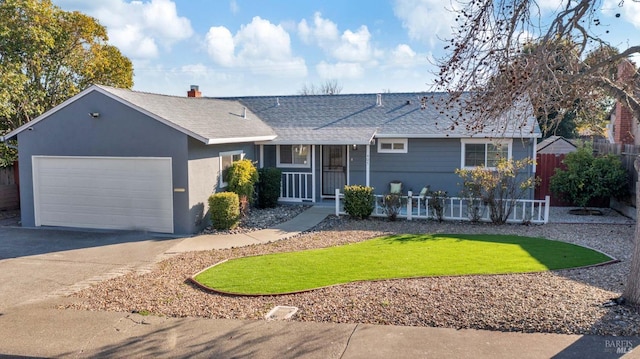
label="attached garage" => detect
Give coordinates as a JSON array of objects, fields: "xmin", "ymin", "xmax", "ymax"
[
  {"xmin": 3, "ymin": 85, "xmax": 276, "ymax": 234},
  {"xmin": 32, "ymin": 156, "xmax": 174, "ymax": 233}
]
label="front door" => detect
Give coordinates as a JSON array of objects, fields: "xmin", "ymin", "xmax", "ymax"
[{"xmin": 322, "ymin": 145, "xmax": 347, "ymax": 196}]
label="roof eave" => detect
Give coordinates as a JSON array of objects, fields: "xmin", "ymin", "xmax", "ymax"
[{"xmin": 207, "ymin": 135, "xmax": 277, "ymax": 145}]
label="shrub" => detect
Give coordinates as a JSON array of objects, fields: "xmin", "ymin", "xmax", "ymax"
[
  {"xmin": 426, "ymin": 188, "xmax": 448, "ymax": 222},
  {"xmin": 208, "ymin": 192, "xmax": 240, "ymax": 230},
  {"xmin": 380, "ymin": 192, "xmax": 404, "ymax": 221},
  {"xmin": 343, "ymin": 185, "xmax": 375, "ymax": 219},
  {"xmin": 550, "ymin": 145, "xmax": 628, "ymax": 209},
  {"xmin": 459, "ymin": 180, "xmax": 484, "ymax": 222},
  {"xmin": 257, "ymin": 167, "xmax": 282, "ymax": 208},
  {"xmin": 456, "ymin": 157, "xmax": 538, "ymax": 224},
  {"xmin": 225, "ymin": 159, "xmax": 258, "ymax": 215}
]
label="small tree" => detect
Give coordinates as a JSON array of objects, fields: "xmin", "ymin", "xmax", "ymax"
[
  {"xmin": 456, "ymin": 158, "xmax": 538, "ymax": 224},
  {"xmin": 225, "ymin": 159, "xmax": 258, "ymax": 216},
  {"xmin": 550, "ymin": 145, "xmax": 628, "ymax": 210}
]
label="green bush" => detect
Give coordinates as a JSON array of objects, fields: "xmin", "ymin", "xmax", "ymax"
[
  {"xmin": 257, "ymin": 167, "xmax": 282, "ymax": 208},
  {"xmin": 225, "ymin": 159, "xmax": 258, "ymax": 214},
  {"xmin": 343, "ymin": 185, "xmax": 375, "ymax": 219},
  {"xmin": 550, "ymin": 145, "xmax": 628, "ymax": 209},
  {"xmin": 208, "ymin": 192, "xmax": 240, "ymax": 230}
]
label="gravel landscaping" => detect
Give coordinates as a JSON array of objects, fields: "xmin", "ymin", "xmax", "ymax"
[{"xmin": 68, "ymin": 205, "xmax": 640, "ymax": 336}]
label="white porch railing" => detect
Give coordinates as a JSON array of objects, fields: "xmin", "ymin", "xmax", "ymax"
[
  {"xmin": 335, "ymin": 189, "xmax": 550, "ymax": 224},
  {"xmin": 280, "ymin": 172, "xmax": 314, "ymax": 202}
]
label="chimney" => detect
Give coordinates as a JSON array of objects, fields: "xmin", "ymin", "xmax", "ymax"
[
  {"xmin": 376, "ymin": 93, "xmax": 382, "ymax": 107},
  {"xmin": 242, "ymin": 107, "xmax": 247, "ymax": 119},
  {"xmin": 613, "ymin": 60, "xmax": 636, "ymax": 145},
  {"xmin": 187, "ymin": 85, "xmax": 202, "ymax": 98}
]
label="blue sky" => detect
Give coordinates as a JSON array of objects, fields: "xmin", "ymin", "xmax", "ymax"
[{"xmin": 52, "ymin": 0, "xmax": 640, "ymax": 97}]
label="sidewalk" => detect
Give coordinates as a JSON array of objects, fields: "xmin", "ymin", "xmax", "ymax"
[{"xmin": 1, "ymin": 297, "xmax": 637, "ymax": 358}]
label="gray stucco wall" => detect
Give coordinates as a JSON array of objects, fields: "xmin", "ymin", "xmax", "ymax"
[
  {"xmin": 17, "ymin": 91, "xmax": 192, "ymax": 234},
  {"xmin": 187, "ymin": 138, "xmax": 257, "ymax": 233}
]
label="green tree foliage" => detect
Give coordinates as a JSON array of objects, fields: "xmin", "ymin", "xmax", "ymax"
[
  {"xmin": 550, "ymin": 145, "xmax": 628, "ymax": 209},
  {"xmin": 0, "ymin": 0, "xmax": 133, "ymax": 133}
]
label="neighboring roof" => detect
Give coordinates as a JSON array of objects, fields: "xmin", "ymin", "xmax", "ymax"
[
  {"xmin": 537, "ymin": 135, "xmax": 577, "ymax": 154},
  {"xmin": 4, "ymin": 85, "xmax": 277, "ymax": 144},
  {"xmin": 228, "ymin": 92, "xmax": 541, "ymax": 145}
]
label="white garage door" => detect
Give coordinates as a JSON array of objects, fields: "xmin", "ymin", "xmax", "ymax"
[{"xmin": 32, "ymin": 156, "xmax": 174, "ymax": 233}]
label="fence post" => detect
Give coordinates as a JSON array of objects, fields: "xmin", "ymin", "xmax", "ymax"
[
  {"xmin": 544, "ymin": 195, "xmax": 550, "ymax": 224},
  {"xmin": 335, "ymin": 188, "xmax": 340, "ymax": 217},
  {"xmin": 407, "ymin": 191, "xmax": 413, "ymax": 221}
]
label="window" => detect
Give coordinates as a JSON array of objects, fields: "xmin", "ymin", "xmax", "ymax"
[
  {"xmin": 219, "ymin": 150, "xmax": 245, "ymax": 187},
  {"xmin": 377, "ymin": 138, "xmax": 408, "ymax": 153},
  {"xmin": 461, "ymin": 139, "xmax": 512, "ymax": 168},
  {"xmin": 277, "ymin": 145, "xmax": 310, "ymax": 167}
]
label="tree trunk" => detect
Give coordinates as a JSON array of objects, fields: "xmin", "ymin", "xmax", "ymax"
[{"xmin": 622, "ymin": 159, "xmax": 640, "ymax": 304}]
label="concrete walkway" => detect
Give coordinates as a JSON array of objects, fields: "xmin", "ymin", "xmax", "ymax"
[
  {"xmin": 1, "ymin": 206, "xmax": 639, "ymax": 358},
  {"xmin": 166, "ymin": 206, "xmax": 334, "ymax": 253}
]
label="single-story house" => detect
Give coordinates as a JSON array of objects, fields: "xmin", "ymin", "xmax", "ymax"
[{"xmin": 3, "ymin": 85, "xmax": 541, "ymax": 234}]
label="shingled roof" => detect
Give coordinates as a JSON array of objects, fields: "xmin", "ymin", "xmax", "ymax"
[
  {"xmin": 5, "ymin": 85, "xmax": 277, "ymax": 144},
  {"xmin": 231, "ymin": 92, "xmax": 541, "ymax": 144}
]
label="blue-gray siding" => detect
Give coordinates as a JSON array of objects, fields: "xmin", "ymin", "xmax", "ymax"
[{"xmin": 264, "ymin": 138, "xmax": 535, "ymax": 200}]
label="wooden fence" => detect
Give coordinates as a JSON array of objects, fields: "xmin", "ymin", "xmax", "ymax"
[
  {"xmin": 0, "ymin": 163, "xmax": 19, "ymax": 210},
  {"xmin": 535, "ymin": 153, "xmax": 572, "ymax": 206}
]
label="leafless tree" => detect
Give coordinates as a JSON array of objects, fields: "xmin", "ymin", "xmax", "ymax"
[
  {"xmin": 434, "ymin": 0, "xmax": 640, "ymax": 305},
  {"xmin": 298, "ymin": 79, "xmax": 343, "ymax": 95}
]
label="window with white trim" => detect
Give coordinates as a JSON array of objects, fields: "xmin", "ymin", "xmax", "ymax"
[
  {"xmin": 461, "ymin": 139, "xmax": 512, "ymax": 168},
  {"xmin": 377, "ymin": 138, "xmax": 408, "ymax": 153},
  {"xmin": 277, "ymin": 145, "xmax": 310, "ymax": 167},
  {"xmin": 219, "ymin": 150, "xmax": 245, "ymax": 187}
]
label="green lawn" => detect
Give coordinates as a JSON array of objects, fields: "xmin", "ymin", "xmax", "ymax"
[{"xmin": 193, "ymin": 234, "xmax": 613, "ymax": 295}]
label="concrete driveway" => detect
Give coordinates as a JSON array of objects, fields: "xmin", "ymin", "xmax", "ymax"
[{"xmin": 0, "ymin": 227, "xmax": 183, "ymax": 311}]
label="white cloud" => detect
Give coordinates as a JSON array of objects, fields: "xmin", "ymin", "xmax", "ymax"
[
  {"xmin": 333, "ymin": 26, "xmax": 372, "ymax": 62},
  {"xmin": 604, "ymin": 0, "xmax": 640, "ymax": 29},
  {"xmin": 205, "ymin": 17, "xmax": 307, "ymax": 77},
  {"xmin": 393, "ymin": 0, "xmax": 457, "ymax": 45},
  {"xmin": 297, "ymin": 12, "xmax": 376, "ymax": 64},
  {"xmin": 389, "ymin": 44, "xmax": 418, "ymax": 67},
  {"xmin": 109, "ymin": 25, "xmax": 159, "ymax": 58},
  {"xmin": 205, "ymin": 27, "xmax": 236, "ymax": 66},
  {"xmin": 53, "ymin": 0, "xmax": 193, "ymax": 59},
  {"xmin": 316, "ymin": 61, "xmax": 365, "ymax": 79}
]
